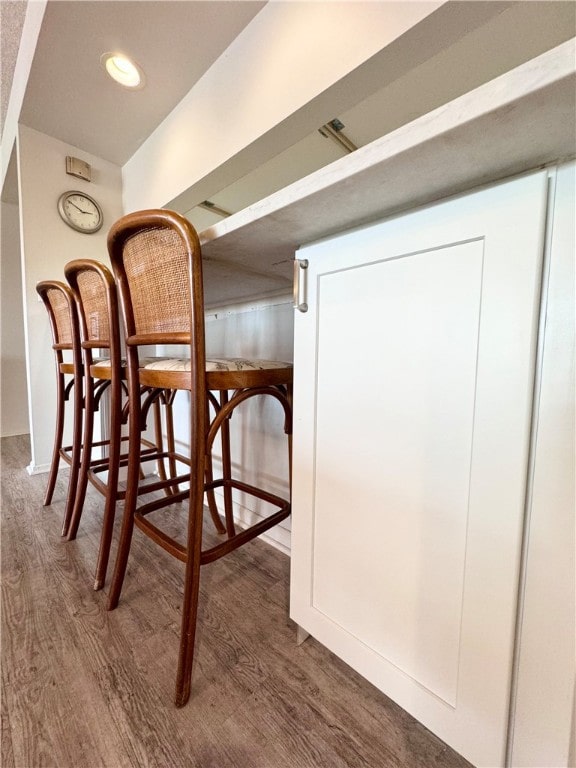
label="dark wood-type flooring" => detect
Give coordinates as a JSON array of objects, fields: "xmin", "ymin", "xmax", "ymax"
[{"xmin": 1, "ymin": 434, "xmax": 473, "ymax": 768}]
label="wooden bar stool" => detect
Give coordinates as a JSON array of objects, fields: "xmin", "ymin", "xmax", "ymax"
[
  {"xmin": 64, "ymin": 259, "xmax": 195, "ymax": 590},
  {"xmin": 36, "ymin": 281, "xmax": 83, "ymax": 536},
  {"xmin": 105, "ymin": 209, "xmax": 292, "ymax": 707}
]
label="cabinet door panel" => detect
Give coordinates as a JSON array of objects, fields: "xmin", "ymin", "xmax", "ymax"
[
  {"xmin": 291, "ymin": 172, "xmax": 548, "ymax": 767},
  {"xmin": 314, "ymin": 240, "xmax": 483, "ymax": 707}
]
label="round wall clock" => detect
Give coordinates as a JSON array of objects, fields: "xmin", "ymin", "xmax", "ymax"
[{"xmin": 57, "ymin": 190, "xmax": 103, "ymax": 234}]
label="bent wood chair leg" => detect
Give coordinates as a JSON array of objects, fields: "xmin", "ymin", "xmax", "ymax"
[
  {"xmin": 204, "ymin": 392, "xmax": 226, "ymax": 535},
  {"xmin": 219, "ymin": 390, "xmax": 235, "ymax": 537},
  {"xmin": 174, "ymin": 484, "xmax": 205, "ymax": 708},
  {"xmin": 160, "ymin": 389, "xmax": 180, "ymax": 495},
  {"xmin": 93, "ymin": 378, "xmax": 122, "ymax": 591},
  {"xmin": 134, "ymin": 391, "xmax": 147, "ymax": 482},
  {"xmin": 66, "ymin": 374, "xmax": 95, "ymax": 541},
  {"xmin": 151, "ymin": 395, "xmax": 171, "ymax": 494},
  {"xmin": 44, "ymin": 369, "xmax": 66, "ymax": 507},
  {"xmin": 107, "ymin": 375, "xmax": 142, "ymax": 611},
  {"xmin": 139, "ymin": 388, "xmax": 175, "ymax": 492},
  {"xmin": 204, "ymin": 456, "xmax": 226, "ymax": 535},
  {"xmin": 61, "ymin": 376, "xmax": 84, "ymax": 537}
]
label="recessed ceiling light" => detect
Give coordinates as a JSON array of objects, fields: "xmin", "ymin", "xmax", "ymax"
[{"xmin": 101, "ymin": 52, "xmax": 145, "ymax": 89}]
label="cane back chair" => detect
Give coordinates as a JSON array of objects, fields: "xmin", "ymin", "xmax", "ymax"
[
  {"xmin": 64, "ymin": 258, "xmax": 195, "ymax": 590},
  {"xmin": 36, "ymin": 280, "xmax": 83, "ymax": 535},
  {"xmin": 105, "ymin": 209, "xmax": 292, "ymax": 707}
]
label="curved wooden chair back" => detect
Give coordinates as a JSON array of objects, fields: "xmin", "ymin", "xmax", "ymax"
[
  {"xmin": 35, "ymin": 280, "xmax": 82, "ymax": 531},
  {"xmin": 108, "ymin": 211, "xmax": 201, "ymax": 346},
  {"xmin": 37, "ymin": 280, "xmax": 78, "ymax": 352},
  {"xmin": 65, "ymin": 259, "xmax": 120, "ymax": 365},
  {"xmin": 64, "ymin": 258, "xmax": 183, "ymax": 590},
  {"xmin": 108, "ymin": 211, "xmax": 207, "ymax": 434},
  {"xmin": 63, "ymin": 259, "xmax": 126, "ymax": 589},
  {"xmin": 108, "ymin": 210, "xmax": 208, "ymax": 488}
]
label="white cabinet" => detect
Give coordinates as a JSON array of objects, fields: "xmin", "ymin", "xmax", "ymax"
[
  {"xmin": 508, "ymin": 162, "xmax": 575, "ymax": 768},
  {"xmin": 290, "ymin": 171, "xmax": 550, "ymax": 767}
]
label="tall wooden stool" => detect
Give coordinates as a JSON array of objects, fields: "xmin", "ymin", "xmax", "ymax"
[{"xmin": 105, "ymin": 209, "xmax": 292, "ymax": 706}]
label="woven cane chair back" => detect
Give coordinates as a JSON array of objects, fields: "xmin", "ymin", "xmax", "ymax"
[
  {"xmin": 108, "ymin": 210, "xmax": 203, "ymax": 349},
  {"xmin": 37, "ymin": 281, "xmax": 76, "ymax": 349},
  {"xmin": 123, "ymin": 228, "xmax": 191, "ymax": 338},
  {"xmin": 65, "ymin": 260, "xmax": 119, "ymax": 355}
]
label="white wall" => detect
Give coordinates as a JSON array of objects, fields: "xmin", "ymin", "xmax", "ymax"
[
  {"xmin": 207, "ymin": 299, "xmax": 294, "ymax": 550},
  {"xmin": 1, "ymin": 199, "xmax": 28, "ymax": 437},
  {"xmin": 17, "ymin": 125, "xmax": 124, "ymax": 473},
  {"xmin": 162, "ymin": 298, "xmax": 294, "ymax": 553}
]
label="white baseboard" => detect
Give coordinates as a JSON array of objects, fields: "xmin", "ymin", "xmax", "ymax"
[
  {"xmin": 0, "ymin": 429, "xmax": 29, "ymax": 439},
  {"xmin": 26, "ymin": 462, "xmax": 60, "ymax": 476}
]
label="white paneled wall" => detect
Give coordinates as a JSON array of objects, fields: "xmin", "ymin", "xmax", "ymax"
[{"xmin": 157, "ymin": 299, "xmax": 295, "ymax": 553}]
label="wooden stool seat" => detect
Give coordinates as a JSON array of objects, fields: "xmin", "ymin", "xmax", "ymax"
[{"xmin": 141, "ymin": 357, "xmax": 293, "ymax": 390}]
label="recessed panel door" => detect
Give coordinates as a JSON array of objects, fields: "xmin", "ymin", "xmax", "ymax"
[{"xmin": 291, "ymin": 172, "xmax": 548, "ymax": 767}]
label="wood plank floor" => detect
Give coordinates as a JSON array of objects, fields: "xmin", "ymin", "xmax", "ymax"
[{"xmin": 1, "ymin": 434, "xmax": 473, "ymax": 768}]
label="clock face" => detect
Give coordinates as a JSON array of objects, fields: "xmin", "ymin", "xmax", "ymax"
[{"xmin": 57, "ymin": 191, "xmax": 103, "ymax": 233}]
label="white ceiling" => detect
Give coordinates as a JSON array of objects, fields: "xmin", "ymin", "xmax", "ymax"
[
  {"xmin": 11, "ymin": 1, "xmax": 266, "ymax": 165},
  {"xmin": 0, "ymin": 0, "xmax": 27, "ymax": 139}
]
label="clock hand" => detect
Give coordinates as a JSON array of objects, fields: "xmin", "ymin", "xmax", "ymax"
[{"xmin": 69, "ymin": 200, "xmax": 90, "ymax": 214}]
